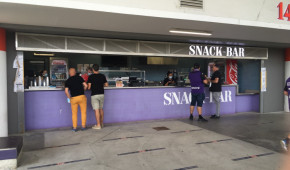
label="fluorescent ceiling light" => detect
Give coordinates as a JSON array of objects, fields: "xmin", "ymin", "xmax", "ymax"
[
  {"xmin": 169, "ymin": 29, "xmax": 212, "ymax": 36},
  {"xmin": 34, "ymin": 53, "xmax": 55, "ymax": 56}
]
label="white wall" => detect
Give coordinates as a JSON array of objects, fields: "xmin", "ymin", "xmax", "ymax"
[
  {"xmin": 66, "ymin": 0, "xmax": 287, "ymax": 25},
  {"xmin": 1, "ymin": 0, "xmax": 290, "ymax": 30}
]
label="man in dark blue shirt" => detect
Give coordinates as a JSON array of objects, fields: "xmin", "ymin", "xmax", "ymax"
[{"xmin": 189, "ymin": 63, "xmax": 208, "ymax": 122}]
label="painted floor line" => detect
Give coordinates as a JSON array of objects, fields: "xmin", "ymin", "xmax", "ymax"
[
  {"xmin": 196, "ymin": 139, "xmax": 232, "ymax": 145},
  {"xmin": 171, "ymin": 129, "xmax": 203, "ymax": 134},
  {"xmin": 42, "ymin": 143, "xmax": 80, "ymax": 149},
  {"xmin": 117, "ymin": 148, "xmax": 166, "ymax": 156},
  {"xmin": 174, "ymin": 165, "xmax": 198, "ymax": 170},
  {"xmin": 27, "ymin": 158, "xmax": 91, "ymax": 169},
  {"xmin": 103, "ymin": 136, "xmax": 144, "ymax": 141},
  {"xmin": 232, "ymin": 152, "xmax": 275, "ymax": 161},
  {"xmin": 248, "ymin": 121, "xmax": 274, "ymax": 126}
]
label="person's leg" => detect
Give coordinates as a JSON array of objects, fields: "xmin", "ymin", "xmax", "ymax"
[
  {"xmin": 189, "ymin": 93, "xmax": 197, "ymax": 120},
  {"xmin": 213, "ymin": 92, "xmax": 221, "ymax": 117},
  {"xmin": 190, "ymin": 93, "xmax": 197, "ymax": 115},
  {"xmin": 197, "ymin": 93, "xmax": 207, "ymax": 122},
  {"xmin": 190, "ymin": 106, "xmax": 195, "ymax": 114},
  {"xmin": 94, "ymin": 108, "xmax": 101, "ymax": 128},
  {"xmin": 70, "ymin": 97, "xmax": 79, "ymax": 130},
  {"xmin": 99, "ymin": 109, "xmax": 104, "ymax": 126},
  {"xmin": 91, "ymin": 95, "xmax": 101, "ymax": 128},
  {"xmin": 79, "ymin": 95, "xmax": 87, "ymax": 128},
  {"xmin": 99, "ymin": 95, "xmax": 105, "ymax": 127},
  {"xmin": 197, "ymin": 107, "xmax": 202, "ymax": 115}
]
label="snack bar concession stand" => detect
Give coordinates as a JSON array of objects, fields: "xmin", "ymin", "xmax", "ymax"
[{"xmin": 16, "ymin": 33, "xmax": 268, "ymax": 130}]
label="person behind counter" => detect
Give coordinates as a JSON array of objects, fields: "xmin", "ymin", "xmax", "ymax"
[
  {"xmin": 163, "ymin": 71, "xmax": 176, "ymax": 86},
  {"xmin": 65, "ymin": 68, "xmax": 88, "ymax": 132},
  {"xmin": 40, "ymin": 70, "xmax": 48, "ymax": 77},
  {"xmin": 88, "ymin": 64, "xmax": 108, "ymax": 130},
  {"xmin": 38, "ymin": 70, "xmax": 49, "ymax": 86},
  {"xmin": 81, "ymin": 67, "xmax": 93, "ymax": 82}
]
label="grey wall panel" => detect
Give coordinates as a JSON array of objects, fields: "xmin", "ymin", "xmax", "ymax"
[
  {"xmin": 263, "ymin": 48, "xmax": 285, "ymax": 113},
  {"xmin": 6, "ymin": 31, "xmax": 25, "ymax": 134}
]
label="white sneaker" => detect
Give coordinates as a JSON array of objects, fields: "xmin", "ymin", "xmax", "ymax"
[
  {"xmin": 101, "ymin": 123, "xmax": 104, "ymax": 128},
  {"xmin": 280, "ymin": 140, "xmax": 288, "ymax": 151},
  {"xmin": 92, "ymin": 125, "xmax": 101, "ymax": 130}
]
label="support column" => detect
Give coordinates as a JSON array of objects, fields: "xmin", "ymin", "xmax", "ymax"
[
  {"xmin": 0, "ymin": 28, "xmax": 8, "ymax": 137},
  {"xmin": 284, "ymin": 48, "xmax": 290, "ymax": 112},
  {"xmin": 260, "ymin": 60, "xmax": 264, "ymax": 113}
]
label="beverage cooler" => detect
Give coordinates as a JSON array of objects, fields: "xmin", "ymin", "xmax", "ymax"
[
  {"xmin": 207, "ymin": 60, "xmax": 226, "ymax": 84},
  {"xmin": 50, "ymin": 57, "xmax": 68, "ymax": 87},
  {"xmin": 207, "ymin": 59, "xmax": 238, "ymax": 85}
]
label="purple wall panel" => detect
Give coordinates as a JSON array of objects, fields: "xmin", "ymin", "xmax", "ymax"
[
  {"xmin": 235, "ymin": 94, "xmax": 260, "ymax": 113},
  {"xmin": 25, "ymin": 86, "xmax": 259, "ymax": 130},
  {"xmin": 0, "ymin": 149, "xmax": 17, "ymax": 160}
]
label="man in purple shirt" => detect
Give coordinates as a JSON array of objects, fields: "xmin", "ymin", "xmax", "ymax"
[
  {"xmin": 281, "ymin": 77, "xmax": 290, "ymax": 151},
  {"xmin": 189, "ymin": 63, "xmax": 208, "ymax": 122}
]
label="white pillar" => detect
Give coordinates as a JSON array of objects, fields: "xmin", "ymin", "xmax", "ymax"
[
  {"xmin": 0, "ymin": 28, "xmax": 8, "ymax": 137},
  {"xmin": 285, "ymin": 49, "xmax": 290, "ymax": 112}
]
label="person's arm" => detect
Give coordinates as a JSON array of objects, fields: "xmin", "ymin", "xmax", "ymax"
[
  {"xmin": 201, "ymin": 73, "xmax": 208, "ymax": 84},
  {"xmin": 163, "ymin": 79, "xmax": 168, "ymax": 86},
  {"xmin": 211, "ymin": 78, "xmax": 219, "ymax": 84},
  {"xmin": 83, "ymin": 82, "xmax": 88, "ymax": 90},
  {"xmin": 104, "ymin": 82, "xmax": 109, "ymax": 87},
  {"xmin": 171, "ymin": 79, "xmax": 176, "ymax": 83},
  {"xmin": 164, "ymin": 81, "xmax": 170, "ymax": 86},
  {"xmin": 164, "ymin": 79, "xmax": 172, "ymax": 86},
  {"xmin": 104, "ymin": 75, "xmax": 109, "ymax": 87},
  {"xmin": 284, "ymin": 84, "xmax": 288, "ymax": 96},
  {"xmin": 65, "ymin": 88, "xmax": 70, "ymax": 99},
  {"xmin": 88, "ymin": 83, "xmax": 91, "ymax": 90}
]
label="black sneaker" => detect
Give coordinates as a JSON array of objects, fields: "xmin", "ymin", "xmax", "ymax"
[
  {"xmin": 210, "ymin": 115, "xmax": 220, "ymax": 119},
  {"xmin": 189, "ymin": 114, "xmax": 193, "ymax": 120},
  {"xmin": 81, "ymin": 127, "xmax": 88, "ymax": 131},
  {"xmin": 198, "ymin": 117, "xmax": 208, "ymax": 122}
]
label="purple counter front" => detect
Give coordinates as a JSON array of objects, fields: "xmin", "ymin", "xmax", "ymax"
[{"xmin": 24, "ymin": 86, "xmax": 259, "ymax": 130}]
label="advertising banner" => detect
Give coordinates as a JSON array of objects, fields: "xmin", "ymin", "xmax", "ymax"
[{"xmin": 226, "ymin": 60, "xmax": 238, "ymax": 85}]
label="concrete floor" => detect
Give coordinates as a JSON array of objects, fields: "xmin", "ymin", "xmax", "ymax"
[
  {"xmin": 183, "ymin": 112, "xmax": 290, "ymax": 153},
  {"xmin": 16, "ymin": 112, "xmax": 290, "ymax": 170}
]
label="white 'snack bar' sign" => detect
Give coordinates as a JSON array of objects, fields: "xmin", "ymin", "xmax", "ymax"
[
  {"xmin": 189, "ymin": 45, "xmax": 245, "ymax": 57},
  {"xmin": 188, "ymin": 44, "xmax": 267, "ymax": 59}
]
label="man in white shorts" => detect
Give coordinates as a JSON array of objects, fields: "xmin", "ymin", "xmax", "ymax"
[{"xmin": 88, "ymin": 64, "xmax": 108, "ymax": 130}]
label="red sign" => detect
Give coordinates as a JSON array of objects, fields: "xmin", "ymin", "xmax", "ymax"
[
  {"xmin": 277, "ymin": 2, "xmax": 290, "ymax": 21},
  {"xmin": 0, "ymin": 28, "xmax": 6, "ymax": 52},
  {"xmin": 226, "ymin": 60, "xmax": 238, "ymax": 85},
  {"xmin": 52, "ymin": 60, "xmax": 67, "ymax": 65}
]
